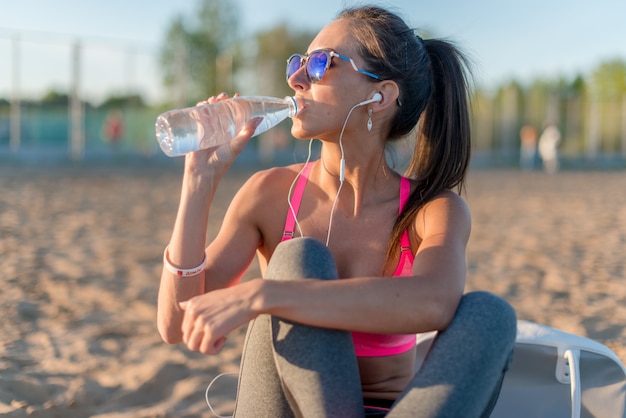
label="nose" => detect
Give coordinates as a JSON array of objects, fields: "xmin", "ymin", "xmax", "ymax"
[{"xmin": 287, "ymin": 64, "xmax": 310, "ymax": 92}]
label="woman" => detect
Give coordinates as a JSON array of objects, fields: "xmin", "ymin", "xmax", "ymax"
[{"xmin": 157, "ymin": 5, "xmax": 516, "ymax": 417}]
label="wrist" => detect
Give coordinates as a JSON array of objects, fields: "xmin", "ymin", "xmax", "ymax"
[
  {"xmin": 163, "ymin": 245, "xmax": 206, "ymax": 277},
  {"xmin": 183, "ymin": 153, "xmax": 223, "ymax": 194},
  {"xmin": 247, "ymin": 279, "xmax": 271, "ymax": 316}
]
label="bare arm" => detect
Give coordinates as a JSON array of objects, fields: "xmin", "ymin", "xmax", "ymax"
[
  {"xmin": 259, "ymin": 191, "xmax": 470, "ymax": 334},
  {"xmin": 156, "ymin": 106, "xmax": 262, "ymax": 344},
  {"xmin": 178, "ymin": 191, "xmax": 471, "ymax": 354}
]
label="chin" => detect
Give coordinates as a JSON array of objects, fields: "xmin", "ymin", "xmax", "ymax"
[
  {"xmin": 291, "ymin": 132, "xmax": 311, "ymax": 141},
  {"xmin": 290, "ymin": 123, "xmax": 312, "ymax": 140}
]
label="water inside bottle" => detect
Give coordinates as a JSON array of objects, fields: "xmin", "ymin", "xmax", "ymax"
[
  {"xmin": 250, "ymin": 104, "xmax": 294, "ymax": 137},
  {"xmin": 155, "ymin": 96, "xmax": 298, "ymax": 157},
  {"xmin": 246, "ymin": 101, "xmax": 297, "ymax": 136},
  {"xmin": 169, "ymin": 132, "xmax": 200, "ymax": 156},
  {"xmin": 156, "ymin": 110, "xmax": 204, "ymax": 156}
]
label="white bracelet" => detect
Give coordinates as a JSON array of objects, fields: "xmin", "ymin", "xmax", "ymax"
[{"xmin": 163, "ymin": 246, "xmax": 207, "ymax": 277}]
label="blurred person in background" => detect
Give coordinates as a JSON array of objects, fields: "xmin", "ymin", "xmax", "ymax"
[
  {"xmin": 519, "ymin": 124, "xmax": 538, "ymax": 170},
  {"xmin": 538, "ymin": 121, "xmax": 561, "ymax": 174}
]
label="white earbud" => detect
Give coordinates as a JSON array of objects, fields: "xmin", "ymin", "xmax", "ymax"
[
  {"xmin": 356, "ymin": 92, "xmax": 382, "ymax": 107},
  {"xmin": 338, "ymin": 93, "xmax": 383, "ymax": 183}
]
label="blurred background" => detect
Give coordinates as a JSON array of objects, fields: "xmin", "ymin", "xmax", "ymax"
[
  {"xmin": 1, "ymin": 2, "xmax": 625, "ymax": 415},
  {"xmin": 1, "ymin": 0, "xmax": 626, "ymax": 169}
]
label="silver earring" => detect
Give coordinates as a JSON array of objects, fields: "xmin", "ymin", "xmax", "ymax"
[{"xmin": 367, "ymin": 108, "xmax": 373, "ymax": 132}]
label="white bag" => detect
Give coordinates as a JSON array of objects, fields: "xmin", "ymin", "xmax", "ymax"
[{"xmin": 490, "ymin": 320, "xmax": 626, "ymax": 418}]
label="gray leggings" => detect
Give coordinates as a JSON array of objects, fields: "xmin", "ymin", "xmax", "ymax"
[{"xmin": 233, "ymin": 237, "xmax": 517, "ymax": 418}]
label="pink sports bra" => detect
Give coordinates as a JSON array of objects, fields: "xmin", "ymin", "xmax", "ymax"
[{"xmin": 281, "ymin": 162, "xmax": 417, "ymax": 357}]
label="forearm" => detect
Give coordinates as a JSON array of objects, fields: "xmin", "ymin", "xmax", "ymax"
[
  {"xmin": 256, "ymin": 275, "xmax": 463, "ymax": 335},
  {"xmin": 156, "ymin": 114, "xmax": 261, "ymax": 345},
  {"xmin": 252, "ymin": 195, "xmax": 469, "ymax": 337},
  {"xmin": 167, "ymin": 187, "xmax": 213, "ymax": 266},
  {"xmin": 157, "ymin": 165, "xmax": 219, "ymax": 343}
]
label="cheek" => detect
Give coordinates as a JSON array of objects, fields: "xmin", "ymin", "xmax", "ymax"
[{"xmin": 289, "ymin": 99, "xmax": 344, "ymax": 138}]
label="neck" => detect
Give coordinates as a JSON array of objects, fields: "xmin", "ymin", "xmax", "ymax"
[{"xmin": 317, "ymin": 143, "xmax": 396, "ymax": 214}]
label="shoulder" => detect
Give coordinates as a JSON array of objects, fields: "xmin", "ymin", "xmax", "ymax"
[
  {"xmin": 229, "ymin": 163, "xmax": 310, "ymax": 214},
  {"xmin": 414, "ymin": 190, "xmax": 471, "ymax": 243},
  {"xmin": 238, "ymin": 164, "xmax": 306, "ymax": 198},
  {"xmin": 421, "ymin": 190, "xmax": 470, "ymax": 217}
]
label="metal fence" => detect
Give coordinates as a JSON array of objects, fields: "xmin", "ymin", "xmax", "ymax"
[{"xmin": 2, "ymin": 29, "xmax": 625, "ymax": 168}]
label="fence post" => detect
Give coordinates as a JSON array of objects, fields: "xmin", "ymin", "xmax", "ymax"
[
  {"xmin": 69, "ymin": 40, "xmax": 84, "ymax": 161},
  {"xmin": 622, "ymin": 93, "xmax": 626, "ymax": 159},
  {"xmin": 586, "ymin": 96, "xmax": 600, "ymax": 160},
  {"xmin": 10, "ymin": 35, "xmax": 21, "ymax": 152}
]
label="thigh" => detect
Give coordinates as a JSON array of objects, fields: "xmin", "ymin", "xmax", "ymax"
[
  {"xmin": 387, "ymin": 292, "xmax": 517, "ymax": 418},
  {"xmin": 234, "ymin": 314, "xmax": 294, "ymax": 418},
  {"xmin": 236, "ymin": 237, "xmax": 364, "ymax": 417}
]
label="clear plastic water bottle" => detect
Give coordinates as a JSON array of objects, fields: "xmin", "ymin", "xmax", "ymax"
[{"xmin": 155, "ymin": 96, "xmax": 299, "ymax": 157}]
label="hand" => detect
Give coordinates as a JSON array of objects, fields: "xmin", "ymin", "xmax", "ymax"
[
  {"xmin": 184, "ymin": 93, "xmax": 263, "ymax": 190},
  {"xmin": 178, "ymin": 280, "xmax": 261, "ymax": 354}
]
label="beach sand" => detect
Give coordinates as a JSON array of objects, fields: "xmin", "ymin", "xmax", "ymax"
[{"xmin": 1, "ymin": 162, "xmax": 624, "ymax": 417}]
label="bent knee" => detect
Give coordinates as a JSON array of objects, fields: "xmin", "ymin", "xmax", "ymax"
[
  {"xmin": 458, "ymin": 291, "xmax": 517, "ymax": 343},
  {"xmin": 266, "ymin": 237, "xmax": 339, "ymax": 281}
]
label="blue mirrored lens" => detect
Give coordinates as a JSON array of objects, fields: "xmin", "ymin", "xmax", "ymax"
[
  {"xmin": 286, "ymin": 55, "xmax": 303, "ymax": 80},
  {"xmin": 307, "ymin": 51, "xmax": 329, "ymax": 82}
]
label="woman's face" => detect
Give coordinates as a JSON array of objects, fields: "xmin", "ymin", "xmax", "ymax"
[{"xmin": 288, "ymin": 19, "xmax": 377, "ymax": 141}]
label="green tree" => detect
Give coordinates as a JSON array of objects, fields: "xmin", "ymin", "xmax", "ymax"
[
  {"xmin": 589, "ymin": 59, "xmax": 626, "ymax": 99},
  {"xmin": 159, "ymin": 0, "xmax": 240, "ymax": 106},
  {"xmin": 99, "ymin": 94, "xmax": 145, "ymax": 109},
  {"xmin": 588, "ymin": 59, "xmax": 626, "ymax": 152},
  {"xmin": 40, "ymin": 90, "xmax": 70, "ymax": 107},
  {"xmin": 252, "ymin": 23, "xmax": 317, "ymax": 97}
]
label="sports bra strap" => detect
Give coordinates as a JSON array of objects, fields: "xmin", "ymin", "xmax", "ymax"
[
  {"xmin": 398, "ymin": 176, "xmax": 410, "ymax": 213},
  {"xmin": 282, "ymin": 167, "xmax": 412, "ymax": 250},
  {"xmin": 282, "ymin": 162, "xmax": 314, "ymax": 241},
  {"xmin": 398, "ymin": 177, "xmax": 411, "ymax": 251}
]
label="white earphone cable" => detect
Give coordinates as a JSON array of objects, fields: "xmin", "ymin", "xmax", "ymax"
[
  {"xmin": 286, "ymin": 97, "xmax": 375, "ymax": 247},
  {"xmin": 326, "ymin": 102, "xmax": 362, "ymax": 246},
  {"xmin": 205, "ymin": 372, "xmax": 239, "ymax": 418}
]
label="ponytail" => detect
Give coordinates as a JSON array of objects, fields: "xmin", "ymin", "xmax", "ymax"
[{"xmin": 385, "ymin": 39, "xmax": 472, "ymax": 264}]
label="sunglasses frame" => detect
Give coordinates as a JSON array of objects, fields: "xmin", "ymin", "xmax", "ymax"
[{"xmin": 286, "ymin": 48, "xmax": 383, "ymax": 83}]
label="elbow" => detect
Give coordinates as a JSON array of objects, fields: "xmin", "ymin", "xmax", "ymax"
[
  {"xmin": 432, "ymin": 306, "xmax": 457, "ymax": 331},
  {"xmin": 159, "ymin": 328, "xmax": 182, "ymax": 345},
  {"xmin": 420, "ymin": 293, "xmax": 463, "ymax": 332},
  {"xmin": 157, "ymin": 315, "xmax": 183, "ymax": 345}
]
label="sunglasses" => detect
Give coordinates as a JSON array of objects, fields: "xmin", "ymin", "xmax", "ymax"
[{"xmin": 286, "ymin": 48, "xmax": 383, "ymax": 83}]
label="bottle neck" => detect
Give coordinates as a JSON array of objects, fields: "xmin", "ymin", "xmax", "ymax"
[{"xmin": 285, "ymin": 96, "xmax": 298, "ymax": 118}]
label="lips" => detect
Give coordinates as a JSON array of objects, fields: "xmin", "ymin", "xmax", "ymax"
[{"xmin": 293, "ymin": 97, "xmax": 306, "ymax": 115}]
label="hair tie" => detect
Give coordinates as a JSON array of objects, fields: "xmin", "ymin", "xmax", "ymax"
[{"xmin": 404, "ymin": 41, "xmax": 409, "ymax": 71}]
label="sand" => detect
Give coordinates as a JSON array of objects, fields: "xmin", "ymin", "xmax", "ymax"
[{"xmin": 1, "ymin": 161, "xmax": 624, "ymax": 417}]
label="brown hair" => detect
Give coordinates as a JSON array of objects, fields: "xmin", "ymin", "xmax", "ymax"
[{"xmin": 336, "ymin": 6, "xmax": 473, "ymax": 263}]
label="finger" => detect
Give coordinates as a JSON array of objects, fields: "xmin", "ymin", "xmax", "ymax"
[
  {"xmin": 211, "ymin": 336, "xmax": 228, "ymax": 355},
  {"xmin": 200, "ymin": 335, "xmax": 227, "ymax": 355},
  {"xmin": 211, "ymin": 93, "xmax": 228, "ymax": 104},
  {"xmin": 179, "ymin": 300, "xmax": 194, "ymax": 343},
  {"xmin": 197, "ymin": 93, "xmax": 228, "ymax": 107},
  {"xmin": 230, "ymin": 117, "xmax": 263, "ymax": 155},
  {"xmin": 197, "ymin": 332, "xmax": 223, "ymax": 354},
  {"xmin": 196, "ymin": 96, "xmax": 213, "ymax": 106},
  {"xmin": 186, "ymin": 323, "xmax": 205, "ymax": 352}
]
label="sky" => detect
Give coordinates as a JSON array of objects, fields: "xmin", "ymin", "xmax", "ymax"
[{"xmin": 1, "ymin": 0, "xmax": 626, "ymax": 104}]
